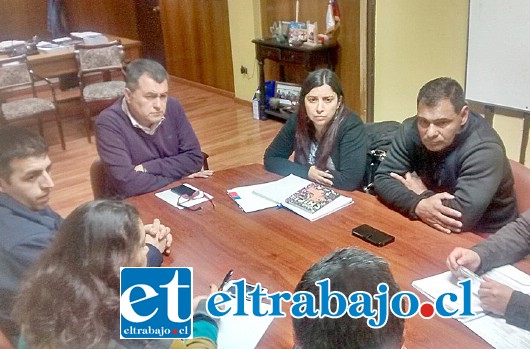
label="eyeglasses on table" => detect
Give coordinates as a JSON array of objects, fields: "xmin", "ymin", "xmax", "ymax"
[{"xmin": 176, "ymin": 190, "xmax": 215, "ymax": 211}]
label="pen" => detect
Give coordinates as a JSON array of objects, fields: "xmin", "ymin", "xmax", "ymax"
[
  {"xmin": 459, "ymin": 266, "xmax": 483, "ymax": 283},
  {"xmin": 218, "ymin": 269, "xmax": 234, "ymax": 291}
]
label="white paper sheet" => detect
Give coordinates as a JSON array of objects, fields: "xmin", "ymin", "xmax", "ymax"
[
  {"xmin": 252, "ymin": 174, "xmax": 354, "ymax": 221},
  {"xmin": 217, "ymin": 280, "xmax": 275, "ymax": 349},
  {"xmin": 226, "ymin": 185, "xmax": 278, "ymax": 213},
  {"xmin": 412, "ymin": 265, "xmax": 530, "ymax": 348},
  {"xmin": 155, "ymin": 184, "xmax": 213, "ymax": 209}
]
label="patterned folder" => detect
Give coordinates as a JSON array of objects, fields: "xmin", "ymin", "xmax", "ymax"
[{"xmin": 284, "ymin": 183, "xmax": 340, "ymax": 214}]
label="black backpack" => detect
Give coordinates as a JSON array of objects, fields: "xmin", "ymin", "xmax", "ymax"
[{"xmin": 362, "ymin": 121, "xmax": 401, "ymax": 195}]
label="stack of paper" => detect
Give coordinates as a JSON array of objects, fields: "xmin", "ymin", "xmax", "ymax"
[
  {"xmin": 36, "ymin": 41, "xmax": 71, "ymax": 54},
  {"xmin": 227, "ymin": 174, "xmax": 353, "ymax": 221},
  {"xmin": 0, "ymin": 40, "xmax": 25, "ymax": 51},
  {"xmin": 412, "ymin": 265, "xmax": 530, "ymax": 349},
  {"xmin": 227, "ymin": 186, "xmax": 278, "ymax": 213},
  {"xmin": 70, "ymin": 32, "xmax": 108, "ymax": 45}
]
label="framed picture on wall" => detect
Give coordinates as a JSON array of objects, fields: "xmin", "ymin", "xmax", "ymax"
[{"xmin": 275, "ymin": 81, "xmax": 302, "ymax": 106}]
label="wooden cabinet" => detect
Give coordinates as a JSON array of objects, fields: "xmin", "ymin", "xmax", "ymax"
[
  {"xmin": 252, "ymin": 38, "xmax": 338, "ymax": 120},
  {"xmin": 259, "ymin": 0, "xmax": 364, "ymax": 119}
]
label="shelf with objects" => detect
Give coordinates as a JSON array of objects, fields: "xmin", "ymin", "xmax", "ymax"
[{"xmin": 252, "ymin": 37, "xmax": 338, "ymax": 121}]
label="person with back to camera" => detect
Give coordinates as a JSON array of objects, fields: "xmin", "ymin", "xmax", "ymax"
[
  {"xmin": 264, "ymin": 69, "xmax": 368, "ymax": 191},
  {"xmin": 292, "ymin": 247, "xmax": 405, "ymax": 349},
  {"xmin": 13, "ymin": 199, "xmax": 219, "ymax": 349},
  {"xmin": 446, "ymin": 208, "xmax": 530, "ymax": 331}
]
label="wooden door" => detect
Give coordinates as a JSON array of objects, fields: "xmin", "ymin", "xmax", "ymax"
[
  {"xmin": 160, "ymin": 0, "xmax": 234, "ymax": 93},
  {"xmin": 135, "ymin": 0, "xmax": 166, "ymax": 67},
  {"xmin": 0, "ymin": 0, "xmax": 48, "ymax": 40},
  {"xmin": 63, "ymin": 0, "xmax": 138, "ymax": 40}
]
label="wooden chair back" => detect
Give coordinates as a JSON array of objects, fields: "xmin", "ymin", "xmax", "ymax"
[
  {"xmin": 90, "ymin": 158, "xmax": 108, "ymax": 199},
  {"xmin": 510, "ymin": 159, "xmax": 530, "ymax": 214}
]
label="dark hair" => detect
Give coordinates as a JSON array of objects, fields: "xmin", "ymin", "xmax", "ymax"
[
  {"xmin": 13, "ymin": 200, "xmax": 143, "ymax": 349},
  {"xmin": 293, "ymin": 247, "xmax": 404, "ymax": 349},
  {"xmin": 0, "ymin": 127, "xmax": 48, "ymax": 181},
  {"xmin": 295, "ymin": 69, "xmax": 346, "ymax": 169},
  {"xmin": 416, "ymin": 77, "xmax": 467, "ymax": 114},
  {"xmin": 125, "ymin": 58, "xmax": 168, "ymax": 91}
]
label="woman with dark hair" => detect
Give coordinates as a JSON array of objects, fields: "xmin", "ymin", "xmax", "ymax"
[
  {"xmin": 264, "ymin": 69, "xmax": 367, "ymax": 191},
  {"xmin": 13, "ymin": 200, "xmax": 218, "ymax": 349}
]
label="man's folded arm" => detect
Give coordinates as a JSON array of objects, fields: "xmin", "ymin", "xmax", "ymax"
[
  {"xmin": 142, "ymin": 103, "xmax": 203, "ymax": 180},
  {"xmin": 443, "ymin": 144, "xmax": 506, "ymax": 230},
  {"xmin": 141, "ymin": 114, "xmax": 203, "ymax": 178},
  {"xmin": 373, "ymin": 127, "xmax": 427, "ymax": 217},
  {"xmin": 96, "ymin": 124, "xmax": 175, "ymax": 197},
  {"xmin": 141, "ymin": 150, "xmax": 203, "ymax": 179}
]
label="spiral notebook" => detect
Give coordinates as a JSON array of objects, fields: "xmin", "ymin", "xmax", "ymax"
[{"xmin": 250, "ymin": 174, "xmax": 353, "ymax": 221}]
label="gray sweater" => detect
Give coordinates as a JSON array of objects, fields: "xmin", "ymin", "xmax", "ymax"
[{"xmin": 472, "ymin": 209, "xmax": 530, "ymax": 330}]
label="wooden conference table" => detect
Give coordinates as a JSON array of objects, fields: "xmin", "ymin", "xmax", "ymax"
[
  {"xmin": 0, "ymin": 35, "xmax": 141, "ymax": 78},
  {"xmin": 128, "ymin": 164, "xmax": 523, "ymax": 349}
]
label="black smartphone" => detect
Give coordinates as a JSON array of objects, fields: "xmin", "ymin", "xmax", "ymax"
[
  {"xmin": 170, "ymin": 184, "xmax": 196, "ymax": 197},
  {"xmin": 351, "ymin": 224, "xmax": 395, "ymax": 247}
]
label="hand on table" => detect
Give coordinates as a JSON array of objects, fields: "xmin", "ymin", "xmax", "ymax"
[
  {"xmin": 479, "ymin": 276, "xmax": 514, "ymax": 316},
  {"xmin": 308, "ymin": 166, "xmax": 333, "ymax": 186},
  {"xmin": 193, "ymin": 284, "xmax": 219, "ymax": 311},
  {"xmin": 187, "ymin": 169, "xmax": 214, "ymax": 178},
  {"xmin": 415, "ymin": 192, "xmax": 462, "ymax": 233},
  {"xmin": 144, "ymin": 218, "xmax": 172, "ymax": 254},
  {"xmin": 446, "ymin": 247, "xmax": 482, "ymax": 275},
  {"xmin": 134, "ymin": 164, "xmax": 146, "ymax": 173}
]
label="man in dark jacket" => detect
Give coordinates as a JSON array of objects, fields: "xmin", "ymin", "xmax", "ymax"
[
  {"xmin": 0, "ymin": 127, "xmax": 171, "ymax": 345},
  {"xmin": 374, "ymin": 77, "xmax": 517, "ymax": 234},
  {"xmin": 0, "ymin": 127, "xmax": 61, "ymax": 343}
]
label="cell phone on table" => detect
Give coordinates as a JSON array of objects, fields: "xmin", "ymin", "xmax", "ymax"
[
  {"xmin": 170, "ymin": 184, "xmax": 196, "ymax": 197},
  {"xmin": 351, "ymin": 224, "xmax": 395, "ymax": 247}
]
